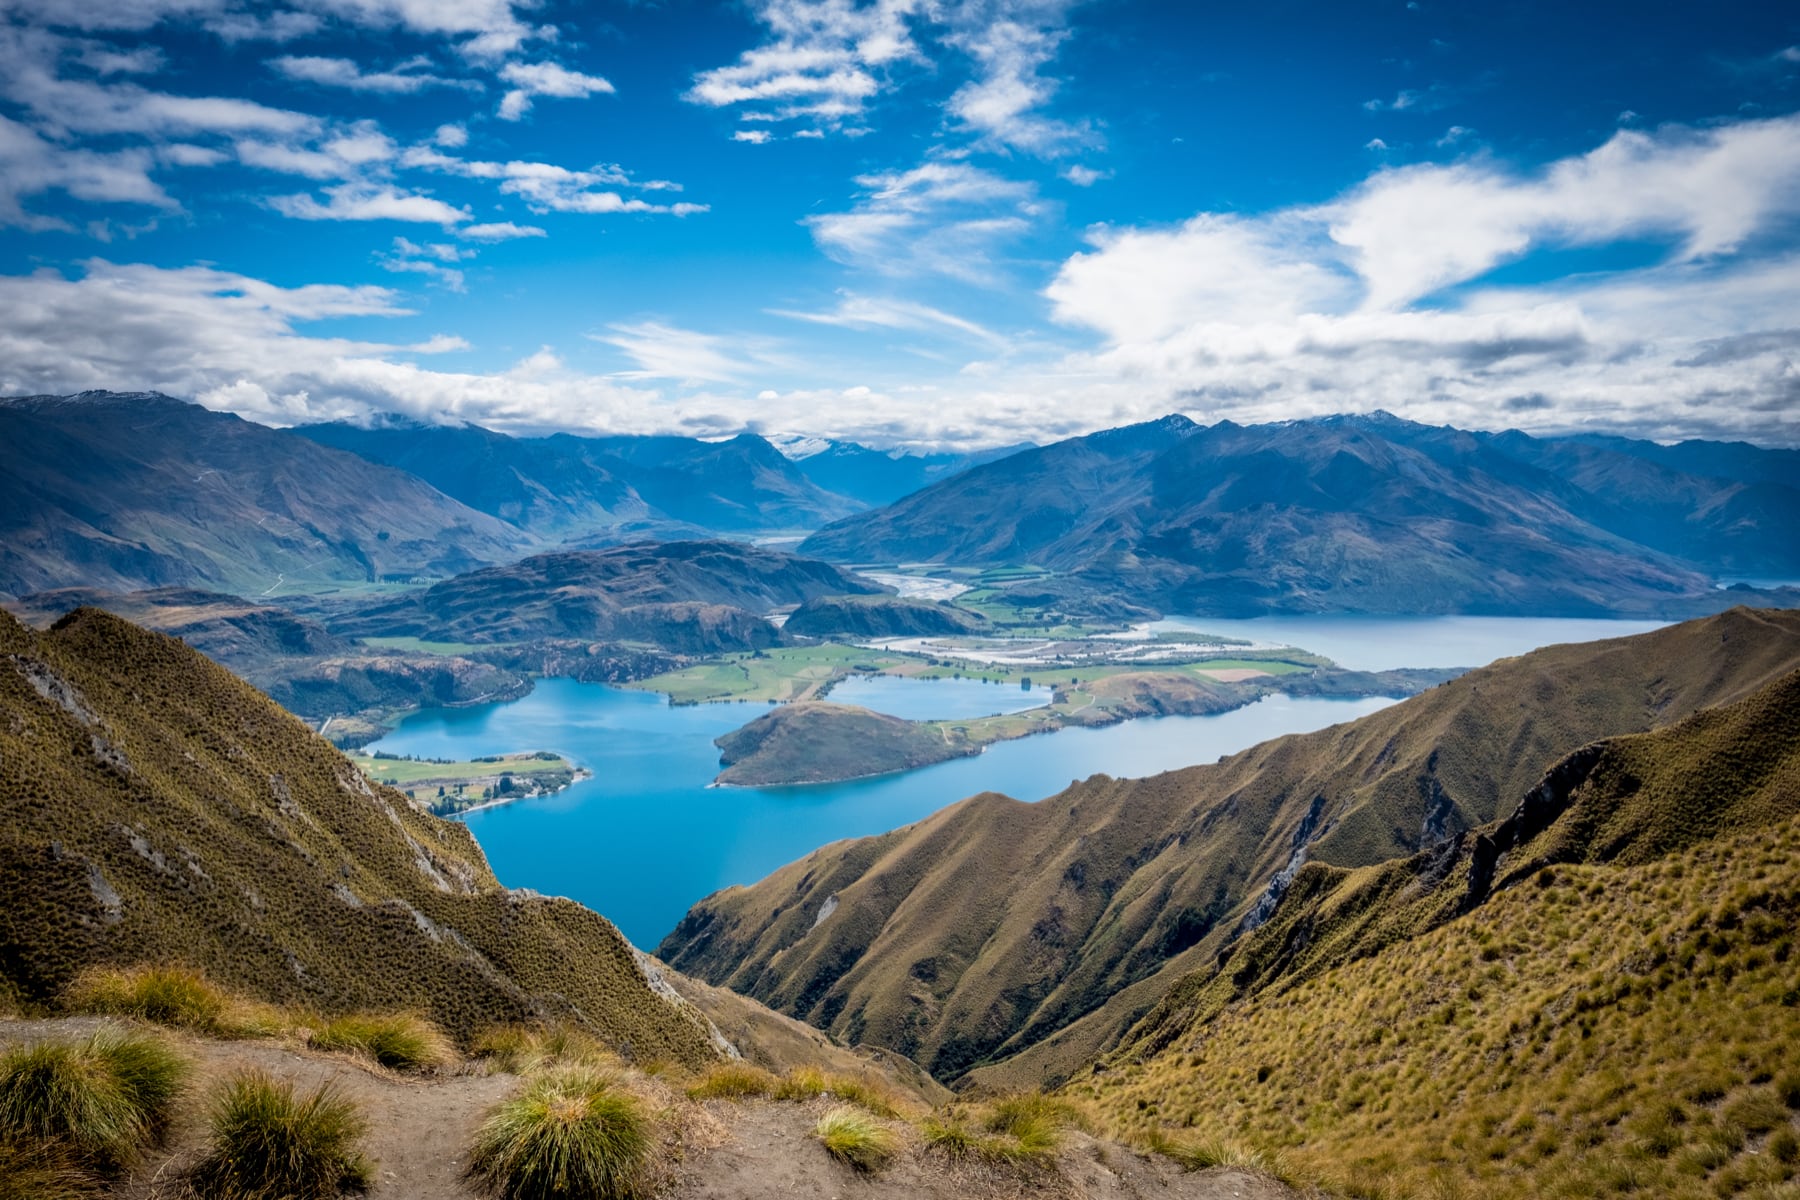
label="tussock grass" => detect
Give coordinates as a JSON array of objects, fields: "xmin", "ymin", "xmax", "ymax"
[
  {"xmin": 813, "ymin": 1105, "xmax": 898, "ymax": 1172},
  {"xmin": 0, "ymin": 1138, "xmax": 97, "ymax": 1200},
  {"xmin": 63, "ymin": 965, "xmax": 287, "ymax": 1040},
  {"xmin": 0, "ymin": 1027, "xmax": 188, "ymax": 1172},
  {"xmin": 309, "ymin": 1013, "xmax": 453, "ymax": 1072},
  {"xmin": 466, "ymin": 1067, "xmax": 652, "ymax": 1200},
  {"xmin": 773, "ymin": 1066, "xmax": 905, "ymax": 1116},
  {"xmin": 1140, "ymin": 1127, "xmax": 1278, "ymax": 1174},
  {"xmin": 471, "ymin": 1023, "xmax": 613, "ymax": 1075},
  {"xmin": 1081, "ymin": 808, "xmax": 1800, "ymax": 1198},
  {"xmin": 189, "ymin": 1070, "xmax": 371, "ymax": 1200},
  {"xmin": 684, "ymin": 1062, "xmax": 777, "ymax": 1101},
  {"xmin": 920, "ymin": 1093, "xmax": 1084, "ymax": 1166}
]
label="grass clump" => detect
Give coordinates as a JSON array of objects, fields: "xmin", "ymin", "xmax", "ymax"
[
  {"xmin": 64, "ymin": 965, "xmax": 287, "ymax": 1039},
  {"xmin": 466, "ymin": 1067, "xmax": 652, "ymax": 1200},
  {"xmin": 0, "ymin": 1137, "xmax": 98, "ymax": 1200},
  {"xmin": 772, "ymin": 1066, "xmax": 903, "ymax": 1116},
  {"xmin": 190, "ymin": 1070, "xmax": 371, "ymax": 1200},
  {"xmin": 813, "ymin": 1105, "xmax": 898, "ymax": 1172},
  {"xmin": 921, "ymin": 1095, "xmax": 1075, "ymax": 1167},
  {"xmin": 309, "ymin": 1013, "xmax": 452, "ymax": 1072},
  {"xmin": 684, "ymin": 1061, "xmax": 776, "ymax": 1101},
  {"xmin": 0, "ymin": 1027, "xmax": 188, "ymax": 1172},
  {"xmin": 471, "ymin": 1023, "xmax": 612, "ymax": 1075},
  {"xmin": 1141, "ymin": 1128, "xmax": 1273, "ymax": 1173}
]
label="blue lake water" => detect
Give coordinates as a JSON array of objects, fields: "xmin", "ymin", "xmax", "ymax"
[
  {"xmin": 369, "ymin": 679, "xmax": 1398, "ymax": 948},
  {"xmin": 822, "ymin": 673, "xmax": 1050, "ymax": 719},
  {"xmin": 1149, "ymin": 614, "xmax": 1671, "ymax": 672}
]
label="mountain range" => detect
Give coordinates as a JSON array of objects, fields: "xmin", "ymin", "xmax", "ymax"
[
  {"xmin": 659, "ymin": 608, "xmax": 1800, "ymax": 1086},
  {"xmin": 800, "ymin": 412, "xmax": 1800, "ymax": 617},
  {"xmin": 0, "ymin": 393, "xmax": 532, "ymax": 599}
]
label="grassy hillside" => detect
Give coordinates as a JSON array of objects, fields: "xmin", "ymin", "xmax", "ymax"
[
  {"xmin": 799, "ymin": 412, "xmax": 1798, "ymax": 619},
  {"xmin": 658, "ymin": 609, "xmax": 1800, "ymax": 1086},
  {"xmin": 331, "ymin": 541, "xmax": 883, "ymax": 648},
  {"xmin": 0, "ymin": 607, "xmax": 732, "ymax": 1066},
  {"xmin": 0, "ymin": 392, "xmax": 531, "ymax": 597},
  {"xmin": 714, "ymin": 703, "xmax": 976, "ymax": 786},
  {"xmin": 1079, "ymin": 667, "xmax": 1800, "ymax": 1197}
]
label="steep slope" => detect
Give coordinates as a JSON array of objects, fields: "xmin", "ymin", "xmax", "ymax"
[
  {"xmin": 800, "ymin": 414, "xmax": 1197, "ymax": 567},
  {"xmin": 0, "ymin": 607, "xmax": 725, "ymax": 1063},
  {"xmin": 294, "ymin": 418, "xmax": 656, "ymax": 538},
  {"xmin": 572, "ymin": 432, "xmax": 862, "ymax": 531},
  {"xmin": 299, "ymin": 420, "xmax": 864, "ymax": 538},
  {"xmin": 1080, "ymin": 668, "xmax": 1800, "ymax": 1197},
  {"xmin": 785, "ymin": 440, "xmax": 1033, "ymax": 508},
  {"xmin": 7, "ymin": 587, "xmax": 349, "ymax": 661},
  {"xmin": 800, "ymin": 412, "xmax": 1792, "ymax": 617},
  {"xmin": 658, "ymin": 609, "xmax": 1800, "ymax": 1084},
  {"xmin": 331, "ymin": 541, "xmax": 885, "ymax": 647},
  {"xmin": 0, "ymin": 393, "xmax": 531, "ymax": 597}
]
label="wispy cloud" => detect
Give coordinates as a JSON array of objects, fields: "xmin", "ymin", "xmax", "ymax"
[
  {"xmin": 805, "ymin": 159, "xmax": 1039, "ymax": 282},
  {"xmin": 769, "ymin": 291, "xmax": 1005, "ymax": 344},
  {"xmin": 593, "ymin": 320, "xmax": 789, "ymax": 383},
  {"xmin": 270, "ymin": 182, "xmax": 470, "ymax": 225},
  {"xmin": 269, "ymin": 54, "xmax": 481, "ymax": 94}
]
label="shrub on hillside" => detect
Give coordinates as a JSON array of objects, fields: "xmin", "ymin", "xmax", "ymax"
[
  {"xmin": 684, "ymin": 1061, "xmax": 776, "ymax": 1101},
  {"xmin": 63, "ymin": 965, "xmax": 287, "ymax": 1039},
  {"xmin": 309, "ymin": 1013, "xmax": 452, "ymax": 1071},
  {"xmin": 813, "ymin": 1106, "xmax": 897, "ymax": 1172},
  {"xmin": 189, "ymin": 1070, "xmax": 372, "ymax": 1200},
  {"xmin": 0, "ymin": 1027, "xmax": 188, "ymax": 1173},
  {"xmin": 466, "ymin": 1067, "xmax": 652, "ymax": 1200}
]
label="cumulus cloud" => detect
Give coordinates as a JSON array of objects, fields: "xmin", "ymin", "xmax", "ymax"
[
  {"xmin": 1037, "ymin": 114, "xmax": 1800, "ymax": 446},
  {"xmin": 458, "ymin": 220, "xmax": 545, "ymax": 240},
  {"xmin": 496, "ymin": 60, "xmax": 614, "ymax": 120}
]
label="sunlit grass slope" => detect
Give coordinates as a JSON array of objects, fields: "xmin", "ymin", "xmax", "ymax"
[
  {"xmin": 660, "ymin": 609, "xmax": 1800, "ymax": 1087},
  {"xmin": 1081, "ymin": 666, "xmax": 1800, "ymax": 1198},
  {"xmin": 0, "ymin": 607, "xmax": 721, "ymax": 1065}
]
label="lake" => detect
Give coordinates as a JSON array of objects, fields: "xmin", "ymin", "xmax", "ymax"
[
  {"xmin": 1149, "ymin": 614, "xmax": 1670, "ymax": 672},
  {"xmin": 368, "ymin": 679, "xmax": 1398, "ymax": 948}
]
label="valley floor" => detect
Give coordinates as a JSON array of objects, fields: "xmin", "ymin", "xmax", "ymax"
[{"xmin": 0, "ymin": 1016, "xmax": 1299, "ymax": 1200}]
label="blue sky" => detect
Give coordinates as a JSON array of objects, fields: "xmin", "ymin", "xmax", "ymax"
[{"xmin": 0, "ymin": 0, "xmax": 1797, "ymax": 448}]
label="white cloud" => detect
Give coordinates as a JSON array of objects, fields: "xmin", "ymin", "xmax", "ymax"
[
  {"xmin": 944, "ymin": 4, "xmax": 1091, "ymax": 155},
  {"xmin": 595, "ymin": 321, "xmax": 789, "ymax": 384},
  {"xmin": 733, "ymin": 129, "xmax": 773, "ymax": 144},
  {"xmin": 1329, "ymin": 114, "xmax": 1800, "ymax": 309},
  {"xmin": 458, "ymin": 220, "xmax": 545, "ymax": 240},
  {"xmin": 806, "ymin": 159, "xmax": 1038, "ymax": 282},
  {"xmin": 377, "ymin": 236, "xmax": 466, "ymax": 290},
  {"xmin": 404, "ymin": 146, "xmax": 706, "ymax": 216},
  {"xmin": 1061, "ymin": 164, "xmax": 1106, "ymax": 185},
  {"xmin": 268, "ymin": 54, "xmax": 479, "ymax": 93},
  {"xmin": 769, "ymin": 291, "xmax": 1005, "ymax": 344},
  {"xmin": 685, "ymin": 0, "xmax": 920, "ymax": 132},
  {"xmin": 0, "ymin": 113, "xmax": 178, "ymax": 229},
  {"xmin": 433, "ymin": 122, "xmax": 467, "ymax": 148},
  {"xmin": 234, "ymin": 121, "xmax": 397, "ymax": 179},
  {"xmin": 496, "ymin": 60, "xmax": 614, "ymax": 120},
  {"xmin": 1031, "ymin": 113, "xmax": 1800, "ymax": 446},
  {"xmin": 270, "ymin": 182, "xmax": 470, "ymax": 225}
]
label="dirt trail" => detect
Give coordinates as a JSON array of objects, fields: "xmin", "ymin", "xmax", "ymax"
[{"xmin": 1, "ymin": 1018, "xmax": 1297, "ymax": 1200}]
